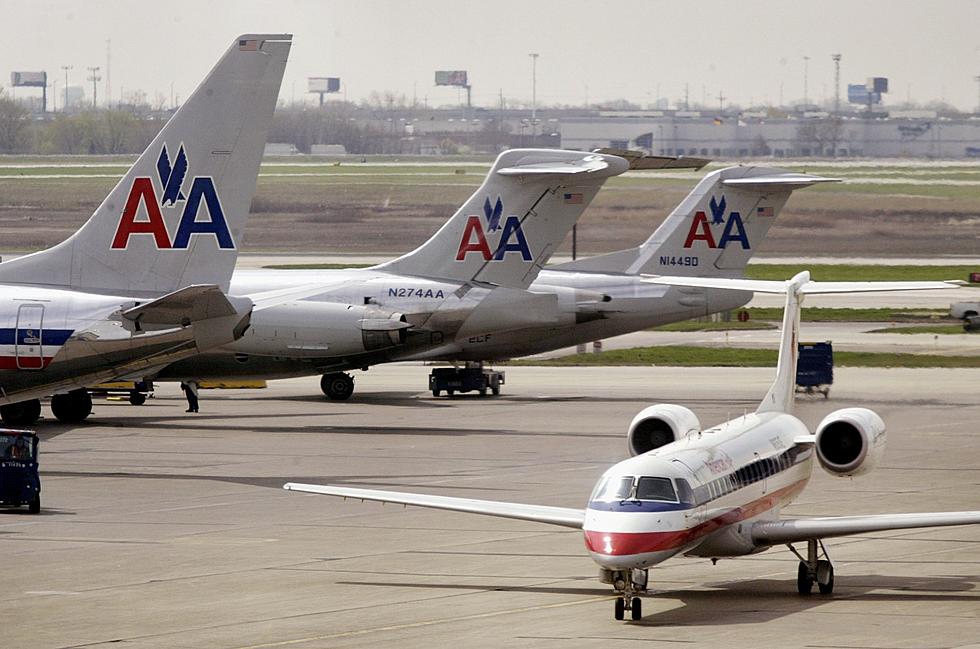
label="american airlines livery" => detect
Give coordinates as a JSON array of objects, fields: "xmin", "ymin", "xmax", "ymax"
[
  {"xmin": 0, "ymin": 34, "xmax": 291, "ymax": 425},
  {"xmin": 284, "ymin": 272, "xmax": 980, "ymax": 621}
]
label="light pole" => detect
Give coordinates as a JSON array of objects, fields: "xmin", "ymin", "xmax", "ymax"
[
  {"xmin": 61, "ymin": 65, "xmax": 72, "ymax": 112},
  {"xmin": 87, "ymin": 66, "xmax": 101, "ymax": 108},
  {"xmin": 803, "ymin": 55, "xmax": 810, "ymax": 108},
  {"xmin": 832, "ymin": 54, "xmax": 842, "ymax": 115},
  {"xmin": 529, "ymin": 53, "xmax": 539, "ymax": 139}
]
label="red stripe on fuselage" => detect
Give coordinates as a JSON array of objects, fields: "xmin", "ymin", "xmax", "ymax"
[
  {"xmin": 584, "ymin": 477, "xmax": 808, "ymax": 557},
  {"xmin": 0, "ymin": 356, "xmax": 55, "ymax": 370}
]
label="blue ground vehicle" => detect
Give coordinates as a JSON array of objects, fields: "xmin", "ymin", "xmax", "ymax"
[
  {"xmin": 796, "ymin": 342, "xmax": 833, "ymax": 398},
  {"xmin": 0, "ymin": 430, "xmax": 40, "ymax": 513}
]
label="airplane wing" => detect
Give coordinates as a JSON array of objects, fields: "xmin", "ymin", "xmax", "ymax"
[
  {"xmin": 641, "ymin": 276, "xmax": 961, "ymax": 294},
  {"xmin": 283, "ymin": 483, "xmax": 586, "ymax": 529},
  {"xmin": 121, "ymin": 285, "xmax": 243, "ymax": 325},
  {"xmin": 752, "ymin": 511, "xmax": 980, "ymax": 545}
]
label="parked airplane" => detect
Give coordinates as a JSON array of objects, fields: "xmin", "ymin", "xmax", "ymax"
[
  {"xmin": 284, "ymin": 272, "xmax": 979, "ymax": 621},
  {"xmin": 158, "ymin": 163, "xmax": 828, "ymax": 399},
  {"xmin": 156, "ymin": 149, "xmax": 706, "ymax": 397},
  {"xmin": 0, "ymin": 34, "xmax": 291, "ymax": 425}
]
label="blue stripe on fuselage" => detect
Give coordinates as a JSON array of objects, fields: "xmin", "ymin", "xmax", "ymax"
[{"xmin": 0, "ymin": 329, "xmax": 74, "ymax": 346}]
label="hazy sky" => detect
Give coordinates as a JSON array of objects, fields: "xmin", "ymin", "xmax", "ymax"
[{"xmin": 4, "ymin": 0, "xmax": 980, "ymax": 111}]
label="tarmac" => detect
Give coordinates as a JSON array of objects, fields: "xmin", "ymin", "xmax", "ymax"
[{"xmin": 4, "ymin": 364, "xmax": 980, "ymax": 649}]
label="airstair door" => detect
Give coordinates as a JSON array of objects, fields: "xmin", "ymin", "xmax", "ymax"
[{"xmin": 15, "ymin": 304, "xmax": 45, "ymax": 370}]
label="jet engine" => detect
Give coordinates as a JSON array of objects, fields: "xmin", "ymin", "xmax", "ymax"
[
  {"xmin": 627, "ymin": 404, "xmax": 701, "ymax": 456},
  {"xmin": 239, "ymin": 301, "xmax": 411, "ymax": 357},
  {"xmin": 814, "ymin": 407, "xmax": 886, "ymax": 477}
]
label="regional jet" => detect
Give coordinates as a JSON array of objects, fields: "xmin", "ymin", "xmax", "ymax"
[
  {"xmin": 159, "ymin": 161, "xmax": 831, "ymax": 399},
  {"xmin": 285, "ymin": 272, "xmax": 980, "ymax": 621},
  {"xmin": 0, "ymin": 34, "xmax": 291, "ymax": 425}
]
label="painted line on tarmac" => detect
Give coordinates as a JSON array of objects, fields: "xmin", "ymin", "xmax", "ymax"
[{"xmin": 233, "ymin": 595, "xmax": 611, "ymax": 648}]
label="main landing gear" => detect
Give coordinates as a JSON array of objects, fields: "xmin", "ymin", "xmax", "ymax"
[
  {"xmin": 0, "ymin": 399, "xmax": 42, "ymax": 426},
  {"xmin": 604, "ymin": 568, "xmax": 647, "ymax": 621},
  {"xmin": 50, "ymin": 389, "xmax": 93, "ymax": 424},
  {"xmin": 789, "ymin": 539, "xmax": 834, "ymax": 595},
  {"xmin": 320, "ymin": 372, "xmax": 355, "ymax": 401}
]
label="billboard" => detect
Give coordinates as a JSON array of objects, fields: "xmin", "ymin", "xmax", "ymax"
[
  {"xmin": 848, "ymin": 84, "xmax": 881, "ymax": 105},
  {"xmin": 435, "ymin": 70, "xmax": 468, "ymax": 87},
  {"xmin": 308, "ymin": 77, "xmax": 340, "ymax": 93},
  {"xmin": 866, "ymin": 77, "xmax": 888, "ymax": 93},
  {"xmin": 11, "ymin": 71, "xmax": 46, "ymax": 87}
]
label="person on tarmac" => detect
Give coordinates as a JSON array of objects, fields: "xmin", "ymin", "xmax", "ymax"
[{"xmin": 180, "ymin": 381, "xmax": 200, "ymax": 413}]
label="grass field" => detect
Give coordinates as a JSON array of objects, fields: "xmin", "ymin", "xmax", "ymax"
[
  {"xmin": 510, "ymin": 345, "xmax": 980, "ymax": 369},
  {"xmin": 3, "ymin": 156, "xmax": 980, "ymax": 256}
]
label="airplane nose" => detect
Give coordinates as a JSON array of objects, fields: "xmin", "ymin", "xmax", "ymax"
[{"xmin": 583, "ymin": 527, "xmax": 688, "ymax": 570}]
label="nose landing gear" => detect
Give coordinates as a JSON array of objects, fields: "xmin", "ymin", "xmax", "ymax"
[{"xmin": 606, "ymin": 568, "xmax": 647, "ymax": 621}]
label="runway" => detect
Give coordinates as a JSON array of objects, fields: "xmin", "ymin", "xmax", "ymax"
[{"xmin": 4, "ymin": 365, "xmax": 979, "ymax": 648}]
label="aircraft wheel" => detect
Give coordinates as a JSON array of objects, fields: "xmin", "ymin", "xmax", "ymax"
[
  {"xmin": 28, "ymin": 493, "xmax": 40, "ymax": 514},
  {"xmin": 816, "ymin": 560, "xmax": 834, "ymax": 594},
  {"xmin": 432, "ymin": 389, "xmax": 441, "ymax": 397},
  {"xmin": 0, "ymin": 399, "xmax": 42, "ymax": 426},
  {"xmin": 614, "ymin": 597, "xmax": 625, "ymax": 620},
  {"xmin": 321, "ymin": 373, "xmax": 355, "ymax": 401},
  {"xmin": 50, "ymin": 390, "xmax": 93, "ymax": 424},
  {"xmin": 491, "ymin": 386, "xmax": 500, "ymax": 395},
  {"xmin": 797, "ymin": 561, "xmax": 814, "ymax": 594},
  {"xmin": 129, "ymin": 392, "xmax": 147, "ymax": 406},
  {"xmin": 630, "ymin": 597, "xmax": 642, "ymax": 620}
]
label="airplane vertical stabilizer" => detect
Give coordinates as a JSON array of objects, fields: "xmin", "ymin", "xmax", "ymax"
[
  {"xmin": 551, "ymin": 167, "xmax": 836, "ymax": 277},
  {"xmin": 756, "ymin": 271, "xmax": 808, "ymax": 414},
  {"xmin": 372, "ymin": 149, "xmax": 630, "ymax": 289},
  {"xmin": 0, "ymin": 34, "xmax": 292, "ymax": 295}
]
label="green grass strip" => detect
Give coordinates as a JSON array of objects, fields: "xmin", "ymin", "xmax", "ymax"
[
  {"xmin": 509, "ymin": 345, "xmax": 980, "ymax": 369},
  {"xmin": 745, "ymin": 264, "xmax": 977, "ymax": 282}
]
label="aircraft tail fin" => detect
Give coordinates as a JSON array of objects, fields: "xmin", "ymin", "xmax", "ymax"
[
  {"xmin": 372, "ymin": 149, "xmax": 631, "ymax": 289},
  {"xmin": 551, "ymin": 166, "xmax": 836, "ymax": 276},
  {"xmin": 643, "ymin": 274, "xmax": 959, "ymax": 414},
  {"xmin": 0, "ymin": 34, "xmax": 291, "ymax": 295}
]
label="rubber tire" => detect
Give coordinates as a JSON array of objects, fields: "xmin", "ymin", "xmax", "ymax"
[
  {"xmin": 28, "ymin": 493, "xmax": 40, "ymax": 514},
  {"xmin": 50, "ymin": 390, "xmax": 93, "ymax": 424},
  {"xmin": 614, "ymin": 597, "xmax": 625, "ymax": 620},
  {"xmin": 797, "ymin": 561, "xmax": 814, "ymax": 594},
  {"xmin": 630, "ymin": 597, "xmax": 642, "ymax": 620},
  {"xmin": 817, "ymin": 560, "xmax": 834, "ymax": 594},
  {"xmin": 321, "ymin": 373, "xmax": 355, "ymax": 401},
  {"xmin": 0, "ymin": 399, "xmax": 42, "ymax": 426},
  {"xmin": 432, "ymin": 390, "xmax": 440, "ymax": 397},
  {"xmin": 129, "ymin": 392, "xmax": 147, "ymax": 406},
  {"xmin": 491, "ymin": 386, "xmax": 500, "ymax": 395}
]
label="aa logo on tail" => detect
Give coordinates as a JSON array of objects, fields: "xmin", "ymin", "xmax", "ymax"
[
  {"xmin": 455, "ymin": 197, "xmax": 532, "ymax": 262},
  {"xmin": 683, "ymin": 195, "xmax": 750, "ymax": 250},
  {"xmin": 111, "ymin": 144, "xmax": 234, "ymax": 250}
]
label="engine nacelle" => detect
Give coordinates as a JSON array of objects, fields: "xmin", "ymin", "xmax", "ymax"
[
  {"xmin": 235, "ymin": 301, "xmax": 409, "ymax": 357},
  {"xmin": 814, "ymin": 407, "xmax": 886, "ymax": 477},
  {"xmin": 627, "ymin": 404, "xmax": 701, "ymax": 456}
]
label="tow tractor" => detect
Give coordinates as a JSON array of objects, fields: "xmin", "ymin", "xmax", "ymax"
[
  {"xmin": 0, "ymin": 429, "xmax": 40, "ymax": 514},
  {"xmin": 429, "ymin": 362, "xmax": 505, "ymax": 397}
]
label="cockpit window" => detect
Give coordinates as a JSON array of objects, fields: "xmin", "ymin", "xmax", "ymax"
[
  {"xmin": 591, "ymin": 476, "xmax": 635, "ymax": 502},
  {"xmin": 635, "ymin": 476, "xmax": 677, "ymax": 502}
]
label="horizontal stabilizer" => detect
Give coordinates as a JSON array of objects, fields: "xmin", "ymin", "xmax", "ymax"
[
  {"xmin": 752, "ymin": 511, "xmax": 980, "ymax": 545},
  {"xmin": 496, "ymin": 155, "xmax": 613, "ymax": 176},
  {"xmin": 121, "ymin": 285, "xmax": 245, "ymax": 325},
  {"xmin": 283, "ymin": 483, "xmax": 586, "ymax": 529},
  {"xmin": 722, "ymin": 173, "xmax": 839, "ymax": 191},
  {"xmin": 592, "ymin": 148, "xmax": 710, "ymax": 170}
]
